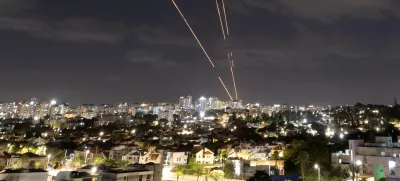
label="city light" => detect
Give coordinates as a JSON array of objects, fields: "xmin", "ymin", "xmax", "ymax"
[
  {"xmin": 99, "ymin": 132, "xmax": 104, "ymax": 136},
  {"xmin": 389, "ymin": 161, "xmax": 396, "ymax": 168},
  {"xmin": 356, "ymin": 160, "xmax": 362, "ymax": 165},
  {"xmin": 50, "ymin": 100, "xmax": 57, "ymax": 105},
  {"xmin": 91, "ymin": 166, "xmax": 97, "ymax": 174}
]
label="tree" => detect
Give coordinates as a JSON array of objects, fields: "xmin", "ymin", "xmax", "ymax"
[
  {"xmin": 223, "ymin": 161, "xmax": 235, "ymax": 179},
  {"xmin": 70, "ymin": 154, "xmax": 84, "ymax": 169},
  {"xmin": 34, "ymin": 161, "xmax": 42, "ymax": 169},
  {"xmin": 220, "ymin": 151, "xmax": 228, "ymax": 165},
  {"xmin": 347, "ymin": 164, "xmax": 361, "ymax": 181},
  {"xmin": 322, "ymin": 170, "xmax": 331, "ymax": 181},
  {"xmin": 270, "ymin": 151, "xmax": 280, "ymax": 170},
  {"xmin": 210, "ymin": 170, "xmax": 224, "ymax": 181},
  {"xmin": 47, "ymin": 148, "xmax": 66, "ymax": 165},
  {"xmin": 295, "ymin": 151, "xmax": 311, "ymax": 180},
  {"xmin": 192, "ymin": 164, "xmax": 204, "ymax": 181},
  {"xmin": 17, "ymin": 155, "xmax": 30, "ymax": 168},
  {"xmin": 176, "ymin": 171, "xmax": 183, "ymax": 181},
  {"xmin": 247, "ymin": 170, "xmax": 271, "ymax": 181}
]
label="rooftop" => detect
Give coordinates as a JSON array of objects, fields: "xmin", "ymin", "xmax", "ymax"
[
  {"xmin": 2, "ymin": 169, "xmax": 47, "ymax": 173},
  {"xmin": 100, "ymin": 169, "xmax": 150, "ymax": 174}
]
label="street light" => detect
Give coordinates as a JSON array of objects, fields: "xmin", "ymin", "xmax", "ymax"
[
  {"xmin": 99, "ymin": 132, "xmax": 104, "ymax": 136},
  {"xmin": 356, "ymin": 160, "xmax": 362, "ymax": 166},
  {"xmin": 314, "ymin": 164, "xmax": 320, "ymax": 181},
  {"xmin": 91, "ymin": 166, "xmax": 97, "ymax": 175},
  {"xmin": 85, "ymin": 150, "xmax": 90, "ymax": 165}
]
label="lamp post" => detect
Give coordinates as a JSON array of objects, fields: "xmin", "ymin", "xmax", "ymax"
[
  {"xmin": 85, "ymin": 150, "xmax": 90, "ymax": 165},
  {"xmin": 314, "ymin": 164, "xmax": 320, "ymax": 181},
  {"xmin": 47, "ymin": 154, "xmax": 51, "ymax": 167}
]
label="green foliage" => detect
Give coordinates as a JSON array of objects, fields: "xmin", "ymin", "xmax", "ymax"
[
  {"xmin": 47, "ymin": 147, "xmax": 66, "ymax": 163},
  {"xmin": 247, "ymin": 170, "xmax": 271, "ymax": 181},
  {"xmin": 34, "ymin": 161, "xmax": 42, "ymax": 169},
  {"xmin": 70, "ymin": 153, "xmax": 84, "ymax": 169},
  {"xmin": 223, "ymin": 161, "xmax": 235, "ymax": 179},
  {"xmin": 176, "ymin": 171, "xmax": 183, "ymax": 181},
  {"xmin": 210, "ymin": 170, "xmax": 224, "ymax": 181},
  {"xmin": 347, "ymin": 164, "xmax": 361, "ymax": 181},
  {"xmin": 295, "ymin": 151, "xmax": 311, "ymax": 180},
  {"xmin": 94, "ymin": 158, "xmax": 130, "ymax": 167}
]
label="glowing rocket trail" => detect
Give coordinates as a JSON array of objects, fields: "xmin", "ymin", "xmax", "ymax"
[
  {"xmin": 222, "ymin": 0, "xmax": 229, "ymax": 35},
  {"xmin": 215, "ymin": 0, "xmax": 226, "ymax": 40},
  {"xmin": 218, "ymin": 76, "xmax": 233, "ymax": 101},
  {"xmin": 171, "ymin": 0, "xmax": 215, "ymax": 67},
  {"xmin": 230, "ymin": 62, "xmax": 238, "ymax": 100}
]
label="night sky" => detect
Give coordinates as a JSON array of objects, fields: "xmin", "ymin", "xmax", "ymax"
[{"xmin": 1, "ymin": 0, "xmax": 400, "ymax": 106}]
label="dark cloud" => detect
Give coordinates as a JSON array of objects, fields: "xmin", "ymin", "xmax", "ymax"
[
  {"xmin": 0, "ymin": 0, "xmax": 400, "ymax": 105},
  {"xmin": 0, "ymin": 1, "xmax": 127, "ymax": 44},
  {"xmin": 126, "ymin": 49, "xmax": 178, "ymax": 68},
  {"xmin": 242, "ymin": 0, "xmax": 400, "ymax": 21}
]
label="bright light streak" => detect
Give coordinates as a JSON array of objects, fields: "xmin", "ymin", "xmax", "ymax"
[
  {"xmin": 215, "ymin": 0, "xmax": 226, "ymax": 40},
  {"xmin": 222, "ymin": 0, "xmax": 229, "ymax": 35},
  {"xmin": 218, "ymin": 77, "xmax": 233, "ymax": 100},
  {"xmin": 230, "ymin": 61, "xmax": 238, "ymax": 100},
  {"xmin": 171, "ymin": 0, "xmax": 215, "ymax": 67}
]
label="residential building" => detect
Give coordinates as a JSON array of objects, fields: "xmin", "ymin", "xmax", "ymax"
[
  {"xmin": 98, "ymin": 168, "xmax": 154, "ymax": 181},
  {"xmin": 110, "ymin": 146, "xmax": 139, "ymax": 160},
  {"xmin": 332, "ymin": 136, "xmax": 400, "ymax": 180},
  {"xmin": 179, "ymin": 96, "xmax": 193, "ymax": 110},
  {"xmin": 0, "ymin": 169, "xmax": 50, "ymax": 181},
  {"xmin": 164, "ymin": 151, "xmax": 189, "ymax": 166},
  {"xmin": 192, "ymin": 145, "xmax": 214, "ymax": 164},
  {"xmin": 195, "ymin": 97, "xmax": 207, "ymax": 111},
  {"xmin": 7, "ymin": 153, "xmax": 47, "ymax": 169},
  {"xmin": 127, "ymin": 163, "xmax": 163, "ymax": 181}
]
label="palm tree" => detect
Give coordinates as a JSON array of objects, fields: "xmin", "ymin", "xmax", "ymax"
[
  {"xmin": 322, "ymin": 170, "xmax": 331, "ymax": 181},
  {"xmin": 347, "ymin": 164, "xmax": 361, "ymax": 181},
  {"xmin": 271, "ymin": 151, "xmax": 279, "ymax": 168},
  {"xmin": 295, "ymin": 151, "xmax": 311, "ymax": 180},
  {"xmin": 70, "ymin": 154, "xmax": 84, "ymax": 169},
  {"xmin": 220, "ymin": 151, "xmax": 228, "ymax": 165},
  {"xmin": 176, "ymin": 171, "xmax": 183, "ymax": 181}
]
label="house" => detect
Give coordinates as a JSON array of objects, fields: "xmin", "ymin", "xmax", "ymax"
[
  {"xmin": 127, "ymin": 163, "xmax": 163, "ymax": 181},
  {"xmin": 164, "ymin": 151, "xmax": 189, "ymax": 166},
  {"xmin": 140, "ymin": 152, "xmax": 164, "ymax": 164},
  {"xmin": 109, "ymin": 145, "xmax": 138, "ymax": 160},
  {"xmin": 331, "ymin": 136, "xmax": 400, "ymax": 181},
  {"xmin": 98, "ymin": 168, "xmax": 154, "ymax": 181},
  {"xmin": 192, "ymin": 145, "xmax": 214, "ymax": 164},
  {"xmin": 7, "ymin": 153, "xmax": 47, "ymax": 169},
  {"xmin": 0, "ymin": 169, "xmax": 50, "ymax": 181},
  {"xmin": 122, "ymin": 150, "xmax": 141, "ymax": 164}
]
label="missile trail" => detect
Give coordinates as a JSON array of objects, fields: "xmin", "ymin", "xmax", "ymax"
[
  {"xmin": 222, "ymin": 0, "xmax": 229, "ymax": 35},
  {"xmin": 218, "ymin": 76, "xmax": 233, "ymax": 101},
  {"xmin": 215, "ymin": 0, "xmax": 226, "ymax": 40},
  {"xmin": 230, "ymin": 62, "xmax": 238, "ymax": 100},
  {"xmin": 171, "ymin": 0, "xmax": 215, "ymax": 67}
]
